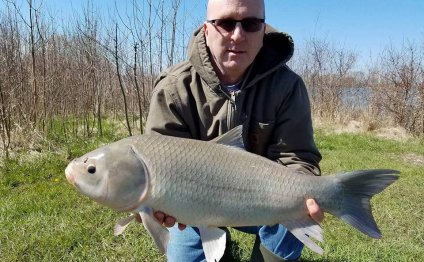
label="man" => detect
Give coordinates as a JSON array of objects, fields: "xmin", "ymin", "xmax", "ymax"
[{"xmin": 145, "ymin": 0, "xmax": 323, "ymax": 261}]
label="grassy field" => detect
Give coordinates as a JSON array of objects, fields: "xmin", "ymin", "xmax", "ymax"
[{"xmin": 1, "ymin": 128, "xmax": 423, "ymax": 262}]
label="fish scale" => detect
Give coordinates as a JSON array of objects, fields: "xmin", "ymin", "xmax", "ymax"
[{"xmin": 130, "ymin": 134, "xmax": 330, "ymax": 227}]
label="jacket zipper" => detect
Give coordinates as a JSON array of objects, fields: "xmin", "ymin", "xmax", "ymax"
[
  {"xmin": 217, "ymin": 85, "xmax": 238, "ymax": 129},
  {"xmin": 228, "ymin": 91, "xmax": 239, "ymax": 129}
]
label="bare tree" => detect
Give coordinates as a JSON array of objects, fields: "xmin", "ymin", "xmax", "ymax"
[
  {"xmin": 28, "ymin": 0, "xmax": 39, "ymax": 124},
  {"xmin": 0, "ymin": 2, "xmax": 22, "ymax": 157},
  {"xmin": 168, "ymin": 0, "xmax": 181, "ymax": 66},
  {"xmin": 114, "ymin": 23, "xmax": 132, "ymax": 136},
  {"xmin": 0, "ymin": 77, "xmax": 11, "ymax": 158},
  {"xmin": 295, "ymin": 37, "xmax": 357, "ymax": 120},
  {"xmin": 33, "ymin": 1, "xmax": 49, "ymax": 133},
  {"xmin": 133, "ymin": 43, "xmax": 144, "ymax": 134},
  {"xmin": 372, "ymin": 41, "xmax": 424, "ymax": 134},
  {"xmin": 147, "ymin": 0, "xmax": 154, "ymax": 89}
]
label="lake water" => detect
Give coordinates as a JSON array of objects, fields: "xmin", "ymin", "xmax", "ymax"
[
  {"xmin": 338, "ymin": 87, "xmax": 420, "ymax": 109},
  {"xmin": 341, "ymin": 87, "xmax": 372, "ymax": 108}
]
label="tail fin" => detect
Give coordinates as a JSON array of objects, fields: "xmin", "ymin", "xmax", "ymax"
[{"xmin": 332, "ymin": 169, "xmax": 399, "ymax": 238}]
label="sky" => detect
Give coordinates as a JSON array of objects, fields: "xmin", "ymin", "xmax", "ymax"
[
  {"xmin": 2, "ymin": 0, "xmax": 423, "ymax": 69},
  {"xmin": 265, "ymin": 0, "xmax": 424, "ymax": 67}
]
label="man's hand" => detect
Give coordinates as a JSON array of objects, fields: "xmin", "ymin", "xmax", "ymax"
[
  {"xmin": 306, "ymin": 198, "xmax": 324, "ymax": 223},
  {"xmin": 135, "ymin": 211, "xmax": 186, "ymax": 230},
  {"xmin": 154, "ymin": 211, "xmax": 187, "ymax": 230}
]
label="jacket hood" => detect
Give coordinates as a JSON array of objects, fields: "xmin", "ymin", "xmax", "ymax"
[{"xmin": 188, "ymin": 24, "xmax": 294, "ymax": 90}]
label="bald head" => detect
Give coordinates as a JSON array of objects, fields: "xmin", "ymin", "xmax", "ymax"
[{"xmin": 207, "ymin": 0, "xmax": 265, "ymax": 20}]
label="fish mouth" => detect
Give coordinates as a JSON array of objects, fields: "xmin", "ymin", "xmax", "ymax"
[{"xmin": 65, "ymin": 162, "xmax": 76, "ymax": 185}]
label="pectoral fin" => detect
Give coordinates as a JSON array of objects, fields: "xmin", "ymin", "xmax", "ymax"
[
  {"xmin": 285, "ymin": 218, "xmax": 324, "ymax": 254},
  {"xmin": 114, "ymin": 214, "xmax": 136, "ymax": 236},
  {"xmin": 210, "ymin": 125, "xmax": 245, "ymax": 150},
  {"xmin": 139, "ymin": 207, "xmax": 170, "ymax": 254},
  {"xmin": 198, "ymin": 226, "xmax": 226, "ymax": 262}
]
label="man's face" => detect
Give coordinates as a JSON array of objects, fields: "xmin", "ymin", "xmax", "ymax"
[{"xmin": 204, "ymin": 0, "xmax": 265, "ymax": 84}]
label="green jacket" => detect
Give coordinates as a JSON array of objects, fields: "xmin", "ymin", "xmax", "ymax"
[{"xmin": 146, "ymin": 26, "xmax": 321, "ymax": 175}]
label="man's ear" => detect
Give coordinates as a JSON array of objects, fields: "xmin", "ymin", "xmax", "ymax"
[
  {"xmin": 203, "ymin": 23, "xmax": 209, "ymax": 46},
  {"xmin": 203, "ymin": 22, "xmax": 208, "ymax": 35}
]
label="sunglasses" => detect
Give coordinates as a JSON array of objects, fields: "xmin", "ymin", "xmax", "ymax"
[{"xmin": 207, "ymin": 18, "xmax": 265, "ymax": 33}]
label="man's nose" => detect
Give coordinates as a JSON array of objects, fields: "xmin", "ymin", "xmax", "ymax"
[{"xmin": 231, "ymin": 22, "xmax": 246, "ymax": 41}]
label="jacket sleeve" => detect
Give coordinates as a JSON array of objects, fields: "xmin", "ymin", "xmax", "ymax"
[
  {"xmin": 267, "ymin": 76, "xmax": 322, "ymax": 176},
  {"xmin": 145, "ymin": 76, "xmax": 192, "ymax": 138}
]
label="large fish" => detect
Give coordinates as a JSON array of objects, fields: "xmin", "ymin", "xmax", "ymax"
[{"xmin": 65, "ymin": 126, "xmax": 399, "ymax": 261}]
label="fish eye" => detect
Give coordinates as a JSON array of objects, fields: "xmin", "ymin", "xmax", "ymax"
[{"xmin": 87, "ymin": 164, "xmax": 96, "ymax": 174}]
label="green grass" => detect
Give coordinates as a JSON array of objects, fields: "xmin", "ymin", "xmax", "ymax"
[{"xmin": 1, "ymin": 129, "xmax": 423, "ymax": 261}]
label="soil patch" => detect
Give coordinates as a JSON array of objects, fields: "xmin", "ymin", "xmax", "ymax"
[
  {"xmin": 374, "ymin": 126, "xmax": 411, "ymax": 141},
  {"xmin": 400, "ymin": 153, "xmax": 424, "ymax": 167}
]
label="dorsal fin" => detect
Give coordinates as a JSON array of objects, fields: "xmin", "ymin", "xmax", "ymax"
[{"xmin": 210, "ymin": 125, "xmax": 245, "ymax": 149}]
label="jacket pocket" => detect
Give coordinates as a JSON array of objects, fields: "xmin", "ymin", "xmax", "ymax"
[{"xmin": 247, "ymin": 121, "xmax": 275, "ymax": 156}]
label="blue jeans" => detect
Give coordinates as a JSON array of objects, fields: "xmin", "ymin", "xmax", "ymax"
[{"xmin": 166, "ymin": 225, "xmax": 304, "ymax": 261}]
